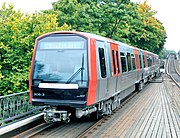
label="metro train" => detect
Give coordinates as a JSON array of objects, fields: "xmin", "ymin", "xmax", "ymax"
[{"xmin": 29, "ymin": 31, "xmax": 160, "ymax": 122}]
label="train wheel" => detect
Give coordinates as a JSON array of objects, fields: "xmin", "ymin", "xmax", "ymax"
[
  {"xmin": 118, "ymin": 98, "xmax": 121, "ymax": 107},
  {"xmin": 108, "ymin": 103, "xmax": 112, "ymax": 115},
  {"xmin": 90, "ymin": 109, "xmax": 103, "ymax": 120},
  {"xmin": 138, "ymin": 80, "xmax": 144, "ymax": 91}
]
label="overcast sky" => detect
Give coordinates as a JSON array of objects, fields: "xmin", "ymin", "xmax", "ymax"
[
  {"xmin": 0, "ymin": 0, "xmax": 179, "ymax": 52},
  {"xmin": 131, "ymin": 0, "xmax": 180, "ymax": 52}
]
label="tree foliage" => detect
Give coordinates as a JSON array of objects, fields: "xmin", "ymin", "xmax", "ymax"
[
  {"xmin": 45, "ymin": 0, "xmax": 166, "ymax": 54},
  {"xmin": 0, "ymin": 1, "xmax": 167, "ymax": 95},
  {"xmin": 0, "ymin": 3, "xmax": 70, "ymax": 95},
  {"xmin": 159, "ymin": 48, "xmax": 176, "ymax": 59},
  {"xmin": 132, "ymin": 2, "xmax": 166, "ymax": 53}
]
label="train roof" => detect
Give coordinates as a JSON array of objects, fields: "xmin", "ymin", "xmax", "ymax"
[
  {"xmin": 37, "ymin": 31, "xmax": 158, "ymax": 56},
  {"xmin": 37, "ymin": 31, "xmax": 116, "ymax": 43}
]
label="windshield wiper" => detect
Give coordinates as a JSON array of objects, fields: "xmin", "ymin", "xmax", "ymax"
[
  {"xmin": 81, "ymin": 53, "xmax": 84, "ymax": 83},
  {"xmin": 66, "ymin": 54, "xmax": 84, "ymax": 84}
]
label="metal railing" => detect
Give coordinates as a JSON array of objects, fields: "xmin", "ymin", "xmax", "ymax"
[{"xmin": 0, "ymin": 91, "xmax": 43, "ymax": 126}]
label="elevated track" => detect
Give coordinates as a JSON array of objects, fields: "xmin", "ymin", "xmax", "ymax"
[
  {"xmin": 1, "ymin": 55, "xmax": 180, "ymax": 138},
  {"xmin": 167, "ymin": 55, "xmax": 180, "ymax": 88}
]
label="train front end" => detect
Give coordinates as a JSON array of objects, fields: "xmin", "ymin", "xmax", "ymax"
[{"xmin": 29, "ymin": 32, "xmax": 91, "ymax": 122}]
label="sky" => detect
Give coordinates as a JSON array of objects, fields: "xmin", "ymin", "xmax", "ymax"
[
  {"xmin": 0, "ymin": 0, "xmax": 179, "ymax": 52},
  {"xmin": 0, "ymin": 0, "xmax": 57, "ymax": 13},
  {"xmin": 131, "ymin": 0, "xmax": 180, "ymax": 52}
]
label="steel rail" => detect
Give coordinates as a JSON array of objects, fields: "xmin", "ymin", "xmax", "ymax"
[
  {"xmin": 0, "ymin": 113, "xmax": 44, "ymax": 136},
  {"xmin": 77, "ymin": 92, "xmax": 138, "ymax": 138},
  {"xmin": 174, "ymin": 59, "xmax": 180, "ymax": 76},
  {"xmin": 13, "ymin": 122, "xmax": 54, "ymax": 138},
  {"xmin": 166, "ymin": 57, "xmax": 170, "ymax": 75},
  {"xmin": 167, "ymin": 56, "xmax": 180, "ymax": 88}
]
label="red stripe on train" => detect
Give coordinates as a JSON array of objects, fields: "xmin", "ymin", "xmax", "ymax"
[
  {"xmin": 87, "ymin": 38, "xmax": 97, "ymax": 106},
  {"xmin": 29, "ymin": 38, "xmax": 38, "ymax": 103}
]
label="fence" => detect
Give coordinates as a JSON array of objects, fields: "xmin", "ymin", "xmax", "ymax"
[{"xmin": 0, "ymin": 91, "xmax": 43, "ymax": 126}]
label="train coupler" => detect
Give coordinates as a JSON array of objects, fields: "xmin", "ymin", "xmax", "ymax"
[{"xmin": 43, "ymin": 107, "xmax": 71, "ymax": 123}]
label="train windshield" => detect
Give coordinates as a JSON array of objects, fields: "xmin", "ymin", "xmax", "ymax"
[{"xmin": 32, "ymin": 34, "xmax": 88, "ymax": 86}]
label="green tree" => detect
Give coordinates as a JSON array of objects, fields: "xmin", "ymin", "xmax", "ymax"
[
  {"xmin": 131, "ymin": 2, "xmax": 166, "ymax": 54},
  {"xmin": 159, "ymin": 48, "xmax": 176, "ymax": 59},
  {"xmin": 46, "ymin": 0, "xmax": 166, "ymax": 54},
  {"xmin": 0, "ymin": 3, "xmax": 70, "ymax": 95}
]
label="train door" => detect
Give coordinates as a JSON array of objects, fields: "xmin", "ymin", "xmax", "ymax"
[
  {"xmin": 151, "ymin": 54, "xmax": 155, "ymax": 76},
  {"xmin": 142, "ymin": 51, "xmax": 149, "ymax": 82},
  {"xmin": 139, "ymin": 50, "xmax": 144, "ymax": 80},
  {"xmin": 109, "ymin": 42, "xmax": 119, "ymax": 96},
  {"xmin": 134, "ymin": 48, "xmax": 140, "ymax": 82},
  {"xmin": 119, "ymin": 46, "xmax": 128, "ymax": 92},
  {"xmin": 96, "ymin": 40, "xmax": 108, "ymax": 101}
]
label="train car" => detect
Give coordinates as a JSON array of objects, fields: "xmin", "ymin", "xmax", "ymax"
[{"xmin": 29, "ymin": 31, "xmax": 160, "ymax": 122}]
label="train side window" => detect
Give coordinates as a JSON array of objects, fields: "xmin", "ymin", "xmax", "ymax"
[
  {"xmin": 152, "ymin": 56, "xmax": 154, "ymax": 65},
  {"xmin": 116, "ymin": 51, "xmax": 120, "ymax": 74},
  {"xmin": 147, "ymin": 55, "xmax": 149, "ymax": 67},
  {"xmin": 98, "ymin": 48, "xmax": 107, "ymax": 78},
  {"xmin": 112, "ymin": 50, "xmax": 116, "ymax": 75},
  {"xmin": 139, "ymin": 55, "xmax": 143, "ymax": 68},
  {"xmin": 127, "ymin": 52, "xmax": 132, "ymax": 71},
  {"xmin": 147, "ymin": 55, "xmax": 152, "ymax": 67},
  {"xmin": 154, "ymin": 57, "xmax": 157, "ymax": 65},
  {"xmin": 150, "ymin": 57, "xmax": 153, "ymax": 66},
  {"xmin": 131, "ymin": 54, "xmax": 136, "ymax": 70},
  {"xmin": 155, "ymin": 57, "xmax": 157, "ymax": 65},
  {"xmin": 143, "ymin": 55, "xmax": 146, "ymax": 68},
  {"xmin": 120, "ymin": 52, "xmax": 127, "ymax": 73}
]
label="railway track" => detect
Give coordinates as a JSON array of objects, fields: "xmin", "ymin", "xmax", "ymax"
[
  {"xmin": 11, "ymin": 87, "xmax": 140, "ymax": 138},
  {"xmin": 0, "ymin": 113, "xmax": 44, "ymax": 138},
  {"xmin": 167, "ymin": 55, "xmax": 180, "ymax": 88},
  {"xmin": 24, "ymin": 70, "xmax": 179, "ymax": 138},
  {"xmin": 77, "ymin": 78, "xmax": 166, "ymax": 137},
  {"xmin": 4, "ymin": 75, "xmax": 165, "ymax": 138},
  {"xmin": 77, "ymin": 91, "xmax": 138, "ymax": 138},
  {"xmin": 3, "ymin": 57, "xmax": 179, "ymax": 138},
  {"xmin": 78, "ymin": 75, "xmax": 180, "ymax": 138},
  {"xmin": 13, "ymin": 118, "xmax": 96, "ymax": 138},
  {"xmin": 3, "ymin": 75, "xmax": 175, "ymax": 138},
  {"xmin": 32, "ymin": 84, "xmax": 155, "ymax": 137}
]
